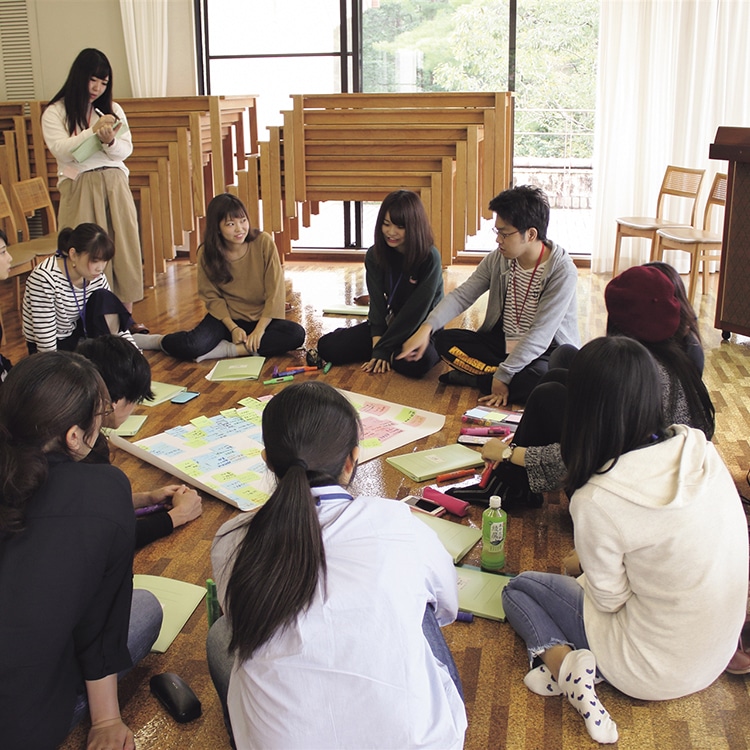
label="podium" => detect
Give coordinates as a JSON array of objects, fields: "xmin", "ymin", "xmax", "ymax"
[{"xmin": 709, "ymin": 127, "xmax": 750, "ymax": 338}]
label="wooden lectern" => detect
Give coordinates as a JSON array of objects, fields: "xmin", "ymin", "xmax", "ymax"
[{"xmin": 709, "ymin": 127, "xmax": 750, "ymax": 338}]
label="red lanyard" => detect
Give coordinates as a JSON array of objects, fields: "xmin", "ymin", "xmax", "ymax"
[{"xmin": 511, "ymin": 244, "xmax": 545, "ymax": 328}]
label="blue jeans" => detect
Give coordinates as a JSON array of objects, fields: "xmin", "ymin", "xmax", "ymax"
[
  {"xmin": 161, "ymin": 313, "xmax": 305, "ymax": 360},
  {"xmin": 206, "ymin": 605, "xmax": 464, "ymax": 747},
  {"xmin": 502, "ymin": 571, "xmax": 590, "ymax": 664},
  {"xmin": 69, "ymin": 589, "xmax": 163, "ymax": 729}
]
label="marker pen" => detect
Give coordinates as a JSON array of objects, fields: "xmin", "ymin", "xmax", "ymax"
[
  {"xmin": 263, "ymin": 375, "xmax": 294, "ymax": 385},
  {"xmin": 460, "ymin": 426, "xmax": 510, "ymax": 437},
  {"xmin": 436, "ymin": 468, "xmax": 478, "ymax": 483}
]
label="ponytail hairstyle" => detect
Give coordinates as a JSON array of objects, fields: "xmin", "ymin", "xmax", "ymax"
[
  {"xmin": 372, "ymin": 189, "xmax": 434, "ymax": 275},
  {"xmin": 225, "ymin": 381, "xmax": 361, "ymax": 661},
  {"xmin": 0, "ymin": 352, "xmax": 110, "ymax": 535},
  {"xmin": 48, "ymin": 48, "xmax": 114, "ymax": 135},
  {"xmin": 200, "ymin": 193, "xmax": 261, "ymax": 286},
  {"xmin": 57, "ymin": 223, "xmax": 115, "ymax": 263},
  {"xmin": 562, "ymin": 337, "xmax": 667, "ymax": 494}
]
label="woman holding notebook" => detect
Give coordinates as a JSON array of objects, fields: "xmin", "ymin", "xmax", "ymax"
[
  {"xmin": 140, "ymin": 193, "xmax": 305, "ymax": 362},
  {"xmin": 207, "ymin": 381, "xmax": 466, "ymax": 749}
]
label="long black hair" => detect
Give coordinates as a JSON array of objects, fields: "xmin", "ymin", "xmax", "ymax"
[
  {"xmin": 48, "ymin": 48, "xmax": 114, "ymax": 135},
  {"xmin": 200, "ymin": 193, "xmax": 261, "ymax": 285},
  {"xmin": 57, "ymin": 223, "xmax": 115, "ymax": 263},
  {"xmin": 0, "ymin": 352, "xmax": 109, "ymax": 535},
  {"xmin": 225, "ymin": 381, "xmax": 361, "ymax": 661},
  {"xmin": 372, "ymin": 190, "xmax": 434, "ymax": 275},
  {"xmin": 562, "ymin": 337, "xmax": 667, "ymax": 494}
]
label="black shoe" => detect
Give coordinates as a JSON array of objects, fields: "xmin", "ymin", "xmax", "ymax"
[
  {"xmin": 438, "ymin": 370, "xmax": 480, "ymax": 388},
  {"xmin": 306, "ymin": 348, "xmax": 323, "ymax": 368}
]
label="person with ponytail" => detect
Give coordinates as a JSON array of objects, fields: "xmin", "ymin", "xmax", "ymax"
[
  {"xmin": 22, "ymin": 223, "xmax": 136, "ymax": 353},
  {"xmin": 0, "ymin": 352, "xmax": 162, "ymax": 750},
  {"xmin": 207, "ymin": 381, "xmax": 466, "ymax": 749}
]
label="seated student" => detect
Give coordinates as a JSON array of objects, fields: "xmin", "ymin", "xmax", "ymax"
[
  {"xmin": 206, "ymin": 381, "xmax": 466, "ymax": 749},
  {"xmin": 501, "ymin": 336, "xmax": 748, "ymax": 745},
  {"xmin": 0, "ymin": 229, "xmax": 14, "ymax": 381},
  {"xmin": 450, "ymin": 263, "xmax": 715, "ymax": 507},
  {"xmin": 76, "ymin": 335, "xmax": 202, "ymax": 548},
  {"xmin": 317, "ymin": 190, "xmax": 444, "ymax": 378},
  {"xmin": 398, "ymin": 185, "xmax": 579, "ymax": 405},
  {"xmin": 22, "ymin": 223, "xmax": 135, "ymax": 354},
  {"xmin": 0, "ymin": 351, "xmax": 162, "ymax": 750},
  {"xmin": 137, "ymin": 193, "xmax": 305, "ymax": 361}
]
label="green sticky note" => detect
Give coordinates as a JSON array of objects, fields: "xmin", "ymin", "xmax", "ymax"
[
  {"xmin": 361, "ymin": 437, "xmax": 381, "ymax": 448},
  {"xmin": 175, "ymin": 459, "xmax": 201, "ymax": 478},
  {"xmin": 190, "ymin": 416, "xmax": 213, "ymax": 428}
]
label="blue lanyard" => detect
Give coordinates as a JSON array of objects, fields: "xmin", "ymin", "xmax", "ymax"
[
  {"xmin": 63, "ymin": 257, "xmax": 88, "ymax": 336},
  {"xmin": 314, "ymin": 491, "xmax": 353, "ymax": 506},
  {"xmin": 386, "ymin": 268, "xmax": 404, "ymax": 312}
]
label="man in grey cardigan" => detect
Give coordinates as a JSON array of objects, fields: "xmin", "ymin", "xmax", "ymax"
[{"xmin": 398, "ymin": 185, "xmax": 580, "ymax": 406}]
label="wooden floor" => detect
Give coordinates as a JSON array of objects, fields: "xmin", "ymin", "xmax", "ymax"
[{"xmin": 3, "ymin": 257, "xmax": 750, "ymax": 750}]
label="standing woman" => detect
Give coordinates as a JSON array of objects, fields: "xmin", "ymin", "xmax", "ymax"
[
  {"xmin": 501, "ymin": 337, "xmax": 748, "ymax": 745},
  {"xmin": 153, "ymin": 193, "xmax": 304, "ymax": 361},
  {"xmin": 0, "ymin": 352, "xmax": 162, "ymax": 750},
  {"xmin": 207, "ymin": 381, "xmax": 466, "ymax": 749},
  {"xmin": 317, "ymin": 189, "xmax": 444, "ymax": 378},
  {"xmin": 42, "ymin": 48, "xmax": 145, "ymax": 323},
  {"xmin": 22, "ymin": 223, "xmax": 135, "ymax": 353}
]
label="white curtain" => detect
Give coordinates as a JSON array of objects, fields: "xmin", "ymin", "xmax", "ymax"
[
  {"xmin": 592, "ymin": 0, "xmax": 750, "ymax": 272},
  {"xmin": 119, "ymin": 0, "xmax": 168, "ymax": 97}
]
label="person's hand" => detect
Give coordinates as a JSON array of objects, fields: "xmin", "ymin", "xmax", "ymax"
[
  {"xmin": 361, "ymin": 357, "xmax": 391, "ymax": 374},
  {"xmin": 87, "ymin": 717, "xmax": 134, "ymax": 750},
  {"xmin": 478, "ymin": 378, "xmax": 509, "ymax": 407},
  {"xmin": 92, "ymin": 114, "xmax": 117, "ymax": 144},
  {"xmin": 396, "ymin": 324, "xmax": 432, "ymax": 362},
  {"xmin": 563, "ymin": 549, "xmax": 582, "ymax": 577},
  {"xmin": 480, "ymin": 437, "xmax": 506, "ymax": 468},
  {"xmin": 167, "ymin": 486, "xmax": 202, "ymax": 528},
  {"xmin": 244, "ymin": 328, "xmax": 265, "ymax": 354},
  {"xmin": 230, "ymin": 326, "xmax": 247, "ymax": 345}
]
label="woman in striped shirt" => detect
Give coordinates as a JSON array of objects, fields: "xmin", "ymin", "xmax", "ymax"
[{"xmin": 22, "ymin": 223, "xmax": 135, "ymax": 353}]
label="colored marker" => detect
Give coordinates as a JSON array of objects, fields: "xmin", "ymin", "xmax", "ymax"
[
  {"xmin": 460, "ymin": 426, "xmax": 510, "ymax": 437},
  {"xmin": 436, "ymin": 468, "xmax": 478, "ymax": 483},
  {"xmin": 263, "ymin": 375, "xmax": 294, "ymax": 385},
  {"xmin": 323, "ymin": 362, "xmax": 332, "ymax": 374},
  {"xmin": 206, "ymin": 579, "xmax": 221, "ymax": 627},
  {"xmin": 478, "ymin": 463, "xmax": 494, "ymax": 489},
  {"xmin": 135, "ymin": 503, "xmax": 167, "ymax": 517},
  {"xmin": 456, "ymin": 611, "xmax": 474, "ymax": 623}
]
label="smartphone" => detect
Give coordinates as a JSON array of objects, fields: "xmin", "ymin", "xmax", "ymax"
[
  {"xmin": 171, "ymin": 391, "xmax": 199, "ymax": 404},
  {"xmin": 400, "ymin": 495, "xmax": 446, "ymax": 517}
]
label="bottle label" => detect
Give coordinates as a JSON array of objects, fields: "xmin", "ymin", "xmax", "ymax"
[{"xmin": 489, "ymin": 521, "xmax": 505, "ymax": 545}]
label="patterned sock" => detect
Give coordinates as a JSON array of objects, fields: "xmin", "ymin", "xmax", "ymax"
[
  {"xmin": 195, "ymin": 340, "xmax": 238, "ymax": 362},
  {"xmin": 560, "ymin": 649, "xmax": 618, "ymax": 744},
  {"xmin": 131, "ymin": 333, "xmax": 163, "ymax": 351},
  {"xmin": 524, "ymin": 664, "xmax": 564, "ymax": 696}
]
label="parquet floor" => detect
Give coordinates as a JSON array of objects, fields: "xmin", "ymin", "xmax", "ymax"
[{"xmin": 3, "ymin": 257, "xmax": 749, "ymax": 750}]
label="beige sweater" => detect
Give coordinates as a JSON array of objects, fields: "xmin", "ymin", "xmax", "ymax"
[{"xmin": 197, "ymin": 233, "xmax": 284, "ymax": 322}]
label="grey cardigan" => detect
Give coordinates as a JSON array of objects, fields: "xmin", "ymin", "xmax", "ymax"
[{"xmin": 425, "ymin": 242, "xmax": 580, "ymax": 384}]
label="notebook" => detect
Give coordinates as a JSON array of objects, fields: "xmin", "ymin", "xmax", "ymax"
[
  {"xmin": 143, "ymin": 381, "xmax": 187, "ymax": 407},
  {"xmin": 71, "ymin": 121, "xmax": 131, "ymax": 163},
  {"xmin": 102, "ymin": 413, "xmax": 147, "ymax": 437},
  {"xmin": 455, "ymin": 565, "xmax": 513, "ymax": 621},
  {"xmin": 206, "ymin": 356, "xmax": 265, "ymax": 381},
  {"xmin": 386, "ymin": 443, "xmax": 484, "ymax": 482},
  {"xmin": 413, "ymin": 512, "xmax": 481, "ymax": 563}
]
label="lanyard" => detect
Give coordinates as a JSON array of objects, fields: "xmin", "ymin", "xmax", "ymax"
[
  {"xmin": 387, "ymin": 267, "xmax": 404, "ymax": 312},
  {"xmin": 511, "ymin": 244, "xmax": 545, "ymax": 328},
  {"xmin": 63, "ymin": 257, "xmax": 88, "ymax": 336}
]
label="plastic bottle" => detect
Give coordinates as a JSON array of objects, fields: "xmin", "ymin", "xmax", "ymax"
[{"xmin": 481, "ymin": 494, "xmax": 507, "ymax": 571}]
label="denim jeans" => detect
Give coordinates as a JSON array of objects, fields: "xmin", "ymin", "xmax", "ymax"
[
  {"xmin": 69, "ymin": 589, "xmax": 163, "ymax": 729},
  {"xmin": 502, "ymin": 571, "xmax": 590, "ymax": 664},
  {"xmin": 161, "ymin": 313, "xmax": 305, "ymax": 360},
  {"xmin": 206, "ymin": 605, "xmax": 464, "ymax": 747}
]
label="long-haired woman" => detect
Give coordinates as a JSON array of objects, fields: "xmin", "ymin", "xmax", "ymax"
[
  {"xmin": 207, "ymin": 381, "xmax": 466, "ymax": 749},
  {"xmin": 317, "ymin": 189, "xmax": 444, "ymax": 378},
  {"xmin": 150, "ymin": 193, "xmax": 304, "ymax": 361},
  {"xmin": 501, "ymin": 336, "xmax": 747, "ymax": 745},
  {"xmin": 42, "ymin": 48, "xmax": 144, "ymax": 319},
  {"xmin": 0, "ymin": 352, "xmax": 162, "ymax": 750}
]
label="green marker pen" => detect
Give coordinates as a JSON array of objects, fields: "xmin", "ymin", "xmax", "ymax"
[{"xmin": 263, "ymin": 375, "xmax": 294, "ymax": 385}]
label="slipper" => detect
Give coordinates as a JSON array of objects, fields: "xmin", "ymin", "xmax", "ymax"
[{"xmin": 129, "ymin": 322, "xmax": 150, "ymax": 335}]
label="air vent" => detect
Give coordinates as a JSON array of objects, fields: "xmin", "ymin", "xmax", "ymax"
[{"xmin": 0, "ymin": 0, "xmax": 35, "ymax": 101}]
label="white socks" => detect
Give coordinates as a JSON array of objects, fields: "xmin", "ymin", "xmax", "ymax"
[
  {"xmin": 131, "ymin": 333, "xmax": 163, "ymax": 350},
  {"xmin": 195, "ymin": 339, "xmax": 239, "ymax": 362},
  {"xmin": 559, "ymin": 649, "xmax": 618, "ymax": 744},
  {"xmin": 525, "ymin": 662, "xmax": 603, "ymax": 697}
]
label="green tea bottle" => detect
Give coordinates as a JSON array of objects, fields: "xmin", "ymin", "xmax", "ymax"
[{"xmin": 481, "ymin": 494, "xmax": 507, "ymax": 571}]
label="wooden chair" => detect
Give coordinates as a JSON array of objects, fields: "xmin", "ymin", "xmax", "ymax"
[
  {"xmin": 9, "ymin": 177, "xmax": 58, "ymax": 254},
  {"xmin": 612, "ymin": 165, "xmax": 705, "ymax": 276},
  {"xmin": 653, "ymin": 172, "xmax": 728, "ymax": 305}
]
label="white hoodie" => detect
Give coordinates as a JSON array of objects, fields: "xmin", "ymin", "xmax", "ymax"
[{"xmin": 572, "ymin": 425, "xmax": 748, "ymax": 700}]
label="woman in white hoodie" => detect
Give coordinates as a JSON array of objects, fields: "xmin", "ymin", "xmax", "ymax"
[{"xmin": 502, "ymin": 336, "xmax": 748, "ymax": 745}]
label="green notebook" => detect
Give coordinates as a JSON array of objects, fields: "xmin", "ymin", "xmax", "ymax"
[
  {"xmin": 455, "ymin": 565, "xmax": 513, "ymax": 621},
  {"xmin": 413, "ymin": 512, "xmax": 481, "ymax": 563},
  {"xmin": 143, "ymin": 381, "xmax": 187, "ymax": 407},
  {"xmin": 386, "ymin": 443, "xmax": 484, "ymax": 482},
  {"xmin": 71, "ymin": 121, "xmax": 130, "ymax": 163},
  {"xmin": 206, "ymin": 356, "xmax": 265, "ymax": 381},
  {"xmin": 102, "ymin": 413, "xmax": 147, "ymax": 437},
  {"xmin": 133, "ymin": 574, "xmax": 206, "ymax": 653}
]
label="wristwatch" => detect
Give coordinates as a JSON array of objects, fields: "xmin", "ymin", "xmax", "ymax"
[{"xmin": 502, "ymin": 443, "xmax": 517, "ymax": 462}]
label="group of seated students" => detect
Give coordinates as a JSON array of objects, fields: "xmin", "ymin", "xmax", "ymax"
[{"xmin": 0, "ymin": 182, "xmax": 747, "ymax": 750}]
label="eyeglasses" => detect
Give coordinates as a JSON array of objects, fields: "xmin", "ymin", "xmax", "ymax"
[
  {"xmin": 97, "ymin": 402, "xmax": 115, "ymax": 419},
  {"xmin": 492, "ymin": 227, "xmax": 520, "ymax": 240}
]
